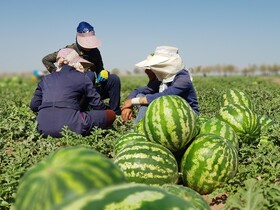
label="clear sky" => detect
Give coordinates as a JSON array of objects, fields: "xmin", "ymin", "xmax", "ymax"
[{"xmin": 1, "ymin": 0, "xmax": 279, "ymax": 73}]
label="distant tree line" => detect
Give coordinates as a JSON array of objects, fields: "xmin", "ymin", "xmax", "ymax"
[
  {"xmin": 111, "ymin": 64, "xmax": 280, "ymax": 76},
  {"xmin": 188, "ymin": 64, "xmax": 280, "ymax": 76}
]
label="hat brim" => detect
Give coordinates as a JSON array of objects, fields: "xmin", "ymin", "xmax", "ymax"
[
  {"xmin": 135, "ymin": 54, "xmax": 170, "ymax": 68},
  {"xmin": 77, "ymin": 32, "xmax": 101, "ymax": 49},
  {"xmin": 72, "ymin": 57, "xmax": 93, "ymax": 67}
]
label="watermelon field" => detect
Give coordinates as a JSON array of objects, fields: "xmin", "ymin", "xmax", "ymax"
[{"xmin": 0, "ymin": 74, "xmax": 279, "ymax": 209}]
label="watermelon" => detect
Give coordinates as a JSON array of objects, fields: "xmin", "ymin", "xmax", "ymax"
[
  {"xmin": 114, "ymin": 132, "xmax": 147, "ymax": 154},
  {"xmin": 14, "ymin": 146, "xmax": 127, "ymax": 210},
  {"xmin": 216, "ymin": 103, "xmax": 261, "ymax": 142},
  {"xmin": 161, "ymin": 184, "xmax": 210, "ymax": 210},
  {"xmin": 144, "ymin": 95, "xmax": 197, "ymax": 152},
  {"xmin": 134, "ymin": 118, "xmax": 145, "ymax": 134},
  {"xmin": 52, "ymin": 183, "xmax": 196, "ymax": 210},
  {"xmin": 199, "ymin": 117, "xmax": 239, "ymax": 149},
  {"xmin": 220, "ymin": 88, "xmax": 253, "ymax": 109},
  {"xmin": 114, "ymin": 141, "xmax": 179, "ymax": 185},
  {"xmin": 180, "ymin": 133, "xmax": 238, "ymax": 194}
]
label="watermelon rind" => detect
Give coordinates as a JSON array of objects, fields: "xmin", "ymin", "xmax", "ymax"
[
  {"xmin": 220, "ymin": 88, "xmax": 253, "ymax": 110},
  {"xmin": 161, "ymin": 184, "xmax": 211, "ymax": 210},
  {"xmin": 52, "ymin": 183, "xmax": 196, "ymax": 210},
  {"xmin": 180, "ymin": 133, "xmax": 238, "ymax": 194},
  {"xmin": 14, "ymin": 146, "xmax": 127, "ymax": 210},
  {"xmin": 216, "ymin": 103, "xmax": 261, "ymax": 143},
  {"xmin": 114, "ymin": 132, "xmax": 147, "ymax": 154},
  {"xmin": 114, "ymin": 141, "xmax": 179, "ymax": 185},
  {"xmin": 134, "ymin": 118, "xmax": 145, "ymax": 135},
  {"xmin": 199, "ymin": 117, "xmax": 239, "ymax": 150},
  {"xmin": 144, "ymin": 95, "xmax": 197, "ymax": 152}
]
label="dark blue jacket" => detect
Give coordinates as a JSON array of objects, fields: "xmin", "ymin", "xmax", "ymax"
[
  {"xmin": 30, "ymin": 65, "xmax": 106, "ymax": 137},
  {"xmin": 127, "ymin": 69, "xmax": 200, "ymax": 115}
]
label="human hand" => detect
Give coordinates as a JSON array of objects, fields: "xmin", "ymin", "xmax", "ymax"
[
  {"xmin": 97, "ymin": 70, "xmax": 109, "ymax": 82},
  {"xmin": 121, "ymin": 99, "xmax": 133, "ymax": 110},
  {"xmin": 122, "ymin": 108, "xmax": 133, "ymax": 121}
]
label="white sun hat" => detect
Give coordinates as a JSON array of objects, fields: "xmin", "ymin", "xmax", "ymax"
[{"xmin": 135, "ymin": 46, "xmax": 185, "ymax": 81}]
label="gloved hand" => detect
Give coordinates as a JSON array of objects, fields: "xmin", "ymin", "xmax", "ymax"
[{"xmin": 97, "ymin": 70, "xmax": 109, "ymax": 82}]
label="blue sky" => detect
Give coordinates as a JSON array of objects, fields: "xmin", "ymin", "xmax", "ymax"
[{"xmin": 0, "ymin": 0, "xmax": 279, "ymax": 73}]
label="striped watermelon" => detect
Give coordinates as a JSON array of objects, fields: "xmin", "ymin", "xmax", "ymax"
[
  {"xmin": 52, "ymin": 183, "xmax": 196, "ymax": 210},
  {"xmin": 216, "ymin": 104, "xmax": 261, "ymax": 142},
  {"xmin": 161, "ymin": 184, "xmax": 211, "ymax": 210},
  {"xmin": 180, "ymin": 133, "xmax": 238, "ymax": 194},
  {"xmin": 144, "ymin": 95, "xmax": 197, "ymax": 152},
  {"xmin": 134, "ymin": 118, "xmax": 145, "ymax": 134},
  {"xmin": 114, "ymin": 132, "xmax": 147, "ymax": 154},
  {"xmin": 191, "ymin": 114, "xmax": 200, "ymax": 140},
  {"xmin": 199, "ymin": 117, "xmax": 239, "ymax": 149},
  {"xmin": 220, "ymin": 88, "xmax": 253, "ymax": 109},
  {"xmin": 114, "ymin": 141, "xmax": 179, "ymax": 185},
  {"xmin": 15, "ymin": 146, "xmax": 127, "ymax": 210}
]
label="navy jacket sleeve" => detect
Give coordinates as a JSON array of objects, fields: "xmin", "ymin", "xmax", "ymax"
[
  {"xmin": 127, "ymin": 79, "xmax": 161, "ymax": 99},
  {"xmin": 83, "ymin": 76, "xmax": 107, "ymax": 110},
  {"xmin": 30, "ymin": 81, "xmax": 43, "ymax": 112}
]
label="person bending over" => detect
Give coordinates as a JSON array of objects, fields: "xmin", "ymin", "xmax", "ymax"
[{"xmin": 30, "ymin": 48, "xmax": 116, "ymax": 138}]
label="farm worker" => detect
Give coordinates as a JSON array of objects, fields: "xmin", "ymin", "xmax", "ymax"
[
  {"xmin": 30, "ymin": 48, "xmax": 116, "ymax": 138},
  {"xmin": 121, "ymin": 45, "xmax": 200, "ymax": 124},
  {"xmin": 42, "ymin": 21, "xmax": 121, "ymax": 115}
]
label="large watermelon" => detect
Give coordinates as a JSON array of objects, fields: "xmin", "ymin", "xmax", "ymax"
[
  {"xmin": 199, "ymin": 117, "xmax": 239, "ymax": 149},
  {"xmin": 52, "ymin": 183, "xmax": 196, "ymax": 210},
  {"xmin": 114, "ymin": 141, "xmax": 179, "ymax": 185},
  {"xmin": 220, "ymin": 88, "xmax": 253, "ymax": 110},
  {"xmin": 15, "ymin": 146, "xmax": 127, "ymax": 210},
  {"xmin": 180, "ymin": 133, "xmax": 238, "ymax": 194},
  {"xmin": 114, "ymin": 132, "xmax": 147, "ymax": 154},
  {"xmin": 144, "ymin": 95, "xmax": 197, "ymax": 152},
  {"xmin": 161, "ymin": 184, "xmax": 211, "ymax": 210},
  {"xmin": 216, "ymin": 103, "xmax": 261, "ymax": 142}
]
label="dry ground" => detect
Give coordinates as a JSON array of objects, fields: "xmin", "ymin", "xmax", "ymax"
[{"xmin": 204, "ymin": 193, "xmax": 228, "ymax": 210}]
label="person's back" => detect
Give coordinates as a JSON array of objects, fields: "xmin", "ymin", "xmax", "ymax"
[
  {"xmin": 30, "ymin": 48, "xmax": 115, "ymax": 138},
  {"xmin": 41, "ymin": 21, "xmax": 121, "ymax": 115},
  {"xmin": 31, "ymin": 65, "xmax": 106, "ymax": 137},
  {"xmin": 39, "ymin": 68, "xmax": 87, "ymax": 107}
]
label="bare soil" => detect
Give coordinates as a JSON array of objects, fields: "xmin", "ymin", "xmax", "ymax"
[{"xmin": 203, "ymin": 193, "xmax": 229, "ymax": 210}]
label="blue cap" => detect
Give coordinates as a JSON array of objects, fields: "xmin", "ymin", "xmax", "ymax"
[{"xmin": 77, "ymin": 21, "xmax": 94, "ymax": 33}]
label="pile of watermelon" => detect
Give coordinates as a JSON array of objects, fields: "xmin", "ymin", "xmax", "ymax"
[
  {"xmin": 14, "ymin": 146, "xmax": 209, "ymax": 209},
  {"xmin": 113, "ymin": 92, "xmax": 274, "ymax": 196},
  {"xmin": 14, "ymin": 91, "xmax": 274, "ymax": 209}
]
